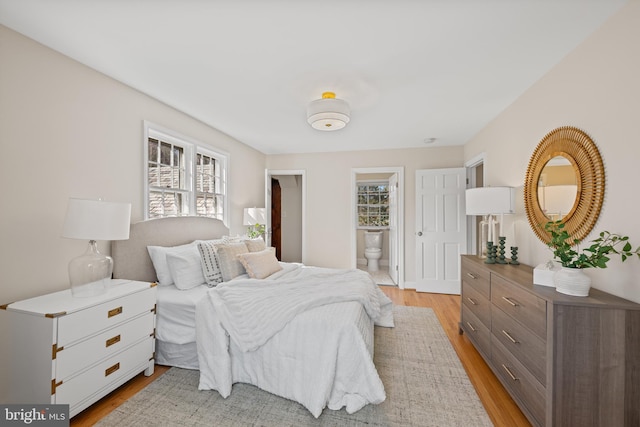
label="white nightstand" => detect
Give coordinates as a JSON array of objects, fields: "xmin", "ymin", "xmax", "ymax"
[{"xmin": 0, "ymin": 279, "xmax": 156, "ymax": 417}]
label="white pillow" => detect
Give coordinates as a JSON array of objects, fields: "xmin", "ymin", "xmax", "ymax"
[
  {"xmin": 147, "ymin": 242, "xmax": 195, "ymax": 286},
  {"xmin": 197, "ymin": 240, "xmax": 225, "ymax": 287},
  {"xmin": 214, "ymin": 242, "xmax": 249, "ymax": 281},
  {"xmin": 236, "ymin": 248, "xmax": 283, "ymax": 279},
  {"xmin": 166, "ymin": 245, "xmax": 206, "ymax": 290}
]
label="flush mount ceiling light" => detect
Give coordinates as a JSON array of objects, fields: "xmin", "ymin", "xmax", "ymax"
[{"xmin": 307, "ymin": 92, "xmax": 350, "ymax": 131}]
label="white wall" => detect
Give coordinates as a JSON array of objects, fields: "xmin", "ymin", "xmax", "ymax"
[
  {"xmin": 266, "ymin": 146, "xmax": 464, "ymax": 283},
  {"xmin": 464, "ymin": 1, "xmax": 640, "ymax": 303},
  {"xmin": 0, "ymin": 25, "xmax": 266, "ymax": 303}
]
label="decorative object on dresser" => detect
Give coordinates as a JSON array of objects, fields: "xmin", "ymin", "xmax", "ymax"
[
  {"xmin": 465, "ymin": 186, "xmax": 515, "ymax": 259},
  {"xmin": 459, "ymin": 255, "xmax": 640, "ymax": 427},
  {"xmin": 0, "ymin": 280, "xmax": 156, "ymax": 418},
  {"xmin": 62, "ymin": 198, "xmax": 131, "ymax": 297},
  {"xmin": 509, "ymin": 246, "xmax": 519, "ymax": 265},
  {"xmin": 544, "ymin": 220, "xmax": 640, "ymax": 297}
]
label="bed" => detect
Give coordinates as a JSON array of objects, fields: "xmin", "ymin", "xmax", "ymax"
[{"xmin": 112, "ymin": 216, "xmax": 394, "ymax": 417}]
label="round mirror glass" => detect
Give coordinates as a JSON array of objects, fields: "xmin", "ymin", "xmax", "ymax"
[{"xmin": 536, "ymin": 155, "xmax": 579, "ymax": 221}]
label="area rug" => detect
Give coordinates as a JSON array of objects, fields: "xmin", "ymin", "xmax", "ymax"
[{"xmin": 97, "ymin": 306, "xmax": 492, "ymax": 426}]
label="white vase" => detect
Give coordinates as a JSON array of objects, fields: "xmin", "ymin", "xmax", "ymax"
[{"xmin": 554, "ymin": 267, "xmax": 591, "ymax": 297}]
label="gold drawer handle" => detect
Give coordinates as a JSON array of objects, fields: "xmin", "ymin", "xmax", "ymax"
[
  {"xmin": 108, "ymin": 306, "xmax": 123, "ymax": 318},
  {"xmin": 501, "ymin": 296, "xmax": 519, "ymax": 307},
  {"xmin": 501, "ymin": 330, "xmax": 519, "ymax": 344},
  {"xmin": 106, "ymin": 334, "xmax": 121, "ymax": 348},
  {"xmin": 105, "ymin": 362, "xmax": 120, "ymax": 377},
  {"xmin": 466, "ymin": 297, "xmax": 477, "ymax": 305},
  {"xmin": 501, "ymin": 364, "xmax": 519, "ymax": 381},
  {"xmin": 466, "ymin": 272, "xmax": 477, "ymax": 279},
  {"xmin": 466, "ymin": 321, "xmax": 477, "ymax": 333}
]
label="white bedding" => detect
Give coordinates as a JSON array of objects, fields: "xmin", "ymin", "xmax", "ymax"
[
  {"xmin": 196, "ymin": 264, "xmax": 394, "ymax": 418},
  {"xmin": 156, "ymin": 284, "xmax": 210, "ymax": 345}
]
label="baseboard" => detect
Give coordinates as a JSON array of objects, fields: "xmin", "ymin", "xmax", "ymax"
[
  {"xmin": 357, "ymin": 257, "xmax": 389, "ymax": 267},
  {"xmin": 403, "ymin": 281, "xmax": 416, "ymax": 290}
]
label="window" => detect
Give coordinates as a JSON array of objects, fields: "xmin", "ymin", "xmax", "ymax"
[
  {"xmin": 357, "ymin": 181, "xmax": 389, "ymax": 228},
  {"xmin": 144, "ymin": 122, "xmax": 227, "ymax": 223}
]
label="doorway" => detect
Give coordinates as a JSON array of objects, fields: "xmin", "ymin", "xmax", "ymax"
[
  {"xmin": 265, "ymin": 170, "xmax": 305, "ymax": 263},
  {"xmin": 351, "ymin": 167, "xmax": 404, "ymax": 289},
  {"xmin": 465, "ymin": 153, "xmax": 486, "ymax": 256}
]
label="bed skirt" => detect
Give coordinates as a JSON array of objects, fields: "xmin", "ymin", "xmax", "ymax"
[{"xmin": 155, "ymin": 340, "xmax": 199, "ymax": 370}]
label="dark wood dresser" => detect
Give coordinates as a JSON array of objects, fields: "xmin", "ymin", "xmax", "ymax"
[{"xmin": 459, "ymin": 255, "xmax": 640, "ymax": 427}]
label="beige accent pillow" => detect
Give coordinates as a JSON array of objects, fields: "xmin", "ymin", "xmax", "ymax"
[
  {"xmin": 214, "ymin": 242, "xmax": 249, "ymax": 281},
  {"xmin": 244, "ymin": 238, "xmax": 266, "ymax": 252},
  {"xmin": 236, "ymin": 248, "xmax": 282, "ymax": 279}
]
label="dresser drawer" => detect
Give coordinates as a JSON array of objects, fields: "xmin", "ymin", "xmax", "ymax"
[
  {"xmin": 461, "ymin": 304, "xmax": 491, "ymax": 358},
  {"xmin": 492, "ymin": 337, "xmax": 546, "ymax": 426},
  {"xmin": 492, "ymin": 306, "xmax": 546, "ymax": 386},
  {"xmin": 491, "ymin": 275, "xmax": 546, "ymax": 339},
  {"xmin": 462, "ymin": 281, "xmax": 491, "ymax": 328},
  {"xmin": 56, "ymin": 311, "xmax": 155, "ymax": 380},
  {"xmin": 461, "ymin": 258, "xmax": 490, "ymax": 299},
  {"xmin": 55, "ymin": 336, "xmax": 154, "ymax": 411},
  {"xmin": 57, "ymin": 287, "xmax": 155, "ymax": 347}
]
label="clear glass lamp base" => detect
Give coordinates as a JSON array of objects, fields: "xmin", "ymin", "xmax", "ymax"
[{"xmin": 68, "ymin": 240, "xmax": 113, "ymax": 297}]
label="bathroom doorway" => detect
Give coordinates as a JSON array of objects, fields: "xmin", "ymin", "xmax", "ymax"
[{"xmin": 351, "ymin": 167, "xmax": 404, "ymax": 288}]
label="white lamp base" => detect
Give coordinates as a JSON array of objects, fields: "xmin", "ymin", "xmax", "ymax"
[{"xmin": 69, "ymin": 240, "xmax": 112, "ymax": 297}]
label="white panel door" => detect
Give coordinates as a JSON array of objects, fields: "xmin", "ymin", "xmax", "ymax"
[
  {"xmin": 388, "ymin": 173, "xmax": 398, "ymax": 284},
  {"xmin": 415, "ymin": 168, "xmax": 467, "ymax": 294}
]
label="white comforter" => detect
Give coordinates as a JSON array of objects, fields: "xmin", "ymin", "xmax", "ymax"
[{"xmin": 196, "ymin": 264, "xmax": 394, "ymax": 417}]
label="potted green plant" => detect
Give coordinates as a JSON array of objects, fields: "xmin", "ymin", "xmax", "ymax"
[
  {"xmin": 544, "ymin": 220, "xmax": 640, "ymax": 296},
  {"xmin": 247, "ymin": 223, "xmax": 266, "ymax": 239}
]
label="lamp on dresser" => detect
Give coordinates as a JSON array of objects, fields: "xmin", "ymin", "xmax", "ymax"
[
  {"xmin": 465, "ymin": 186, "xmax": 515, "ymax": 259},
  {"xmin": 62, "ymin": 198, "xmax": 131, "ymax": 297}
]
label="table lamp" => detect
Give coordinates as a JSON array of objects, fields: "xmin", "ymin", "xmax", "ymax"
[{"xmin": 62, "ymin": 198, "xmax": 131, "ymax": 297}]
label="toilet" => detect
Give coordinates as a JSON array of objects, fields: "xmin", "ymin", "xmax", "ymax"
[{"xmin": 364, "ymin": 230, "xmax": 383, "ymax": 272}]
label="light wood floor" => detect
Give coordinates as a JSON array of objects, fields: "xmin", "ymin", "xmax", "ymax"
[{"xmin": 71, "ymin": 288, "xmax": 531, "ymax": 426}]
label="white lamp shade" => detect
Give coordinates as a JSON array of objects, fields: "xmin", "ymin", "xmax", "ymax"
[
  {"xmin": 62, "ymin": 198, "xmax": 131, "ymax": 241},
  {"xmin": 465, "ymin": 187, "xmax": 515, "ymax": 215},
  {"xmin": 307, "ymin": 94, "xmax": 350, "ymax": 131},
  {"xmin": 243, "ymin": 207, "xmax": 266, "ymax": 225}
]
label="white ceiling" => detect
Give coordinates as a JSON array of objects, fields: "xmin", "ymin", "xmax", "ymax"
[{"xmin": 0, "ymin": 0, "xmax": 627, "ymax": 154}]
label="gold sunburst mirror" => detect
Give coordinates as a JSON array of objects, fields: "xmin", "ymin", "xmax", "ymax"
[{"xmin": 524, "ymin": 126, "xmax": 605, "ymax": 243}]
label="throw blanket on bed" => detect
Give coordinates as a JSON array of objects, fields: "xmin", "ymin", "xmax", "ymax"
[
  {"xmin": 207, "ymin": 265, "xmax": 394, "ymax": 352},
  {"xmin": 196, "ymin": 264, "xmax": 394, "ymax": 417}
]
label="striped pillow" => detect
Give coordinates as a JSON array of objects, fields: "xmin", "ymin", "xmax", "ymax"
[{"xmin": 197, "ymin": 240, "xmax": 225, "ymax": 287}]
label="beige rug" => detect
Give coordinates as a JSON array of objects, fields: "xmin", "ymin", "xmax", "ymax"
[{"xmin": 97, "ymin": 306, "xmax": 492, "ymax": 426}]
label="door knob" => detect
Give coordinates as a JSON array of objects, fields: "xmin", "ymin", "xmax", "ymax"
[{"xmin": 417, "ymin": 231, "xmax": 423, "ymax": 236}]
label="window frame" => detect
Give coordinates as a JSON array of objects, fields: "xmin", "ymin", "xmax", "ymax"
[
  {"xmin": 143, "ymin": 121, "xmax": 229, "ymax": 225},
  {"xmin": 356, "ymin": 179, "xmax": 390, "ymax": 230}
]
